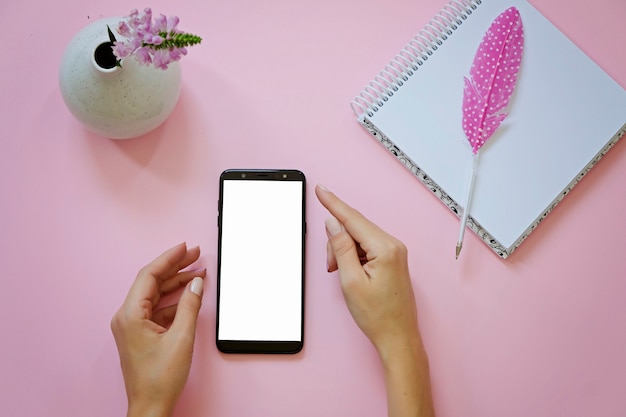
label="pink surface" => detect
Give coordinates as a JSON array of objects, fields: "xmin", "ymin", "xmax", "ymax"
[{"xmin": 1, "ymin": 0, "xmax": 625, "ymax": 416}]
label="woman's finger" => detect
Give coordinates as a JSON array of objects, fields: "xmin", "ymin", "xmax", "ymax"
[
  {"xmin": 152, "ymin": 304, "xmax": 179, "ymax": 329},
  {"xmin": 158, "ymin": 268, "xmax": 207, "ymax": 298},
  {"xmin": 315, "ymin": 185, "xmax": 386, "ymax": 247}
]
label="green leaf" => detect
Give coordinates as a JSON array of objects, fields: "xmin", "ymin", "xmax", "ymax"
[{"xmin": 107, "ymin": 25, "xmax": 117, "ymax": 43}]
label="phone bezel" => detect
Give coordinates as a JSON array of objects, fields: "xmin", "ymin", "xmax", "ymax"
[{"xmin": 216, "ymin": 169, "xmax": 306, "ymax": 354}]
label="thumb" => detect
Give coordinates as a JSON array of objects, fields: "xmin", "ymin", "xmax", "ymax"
[
  {"xmin": 170, "ymin": 277, "xmax": 204, "ymax": 337},
  {"xmin": 325, "ymin": 217, "xmax": 364, "ymax": 281}
]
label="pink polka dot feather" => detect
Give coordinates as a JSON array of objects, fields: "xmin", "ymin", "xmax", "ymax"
[{"xmin": 462, "ymin": 7, "xmax": 524, "ymax": 154}]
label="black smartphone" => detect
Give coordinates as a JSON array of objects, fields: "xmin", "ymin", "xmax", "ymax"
[{"xmin": 216, "ymin": 169, "xmax": 306, "ymax": 354}]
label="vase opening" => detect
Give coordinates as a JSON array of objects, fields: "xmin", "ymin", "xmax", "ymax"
[{"xmin": 94, "ymin": 42, "xmax": 118, "ymax": 70}]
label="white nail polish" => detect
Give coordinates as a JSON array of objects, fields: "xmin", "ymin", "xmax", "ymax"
[
  {"xmin": 325, "ymin": 217, "xmax": 342, "ymax": 237},
  {"xmin": 190, "ymin": 277, "xmax": 204, "ymax": 295}
]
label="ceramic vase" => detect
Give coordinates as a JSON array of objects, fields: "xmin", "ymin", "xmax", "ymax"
[{"xmin": 59, "ymin": 17, "xmax": 182, "ymax": 139}]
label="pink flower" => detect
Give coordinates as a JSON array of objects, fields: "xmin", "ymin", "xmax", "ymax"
[
  {"xmin": 117, "ymin": 21, "xmax": 131, "ymax": 37},
  {"xmin": 134, "ymin": 47, "xmax": 153, "ymax": 66},
  {"xmin": 147, "ymin": 34, "xmax": 164, "ymax": 45},
  {"xmin": 111, "ymin": 42, "xmax": 133, "ymax": 58},
  {"xmin": 111, "ymin": 8, "xmax": 201, "ymax": 70},
  {"xmin": 166, "ymin": 16, "xmax": 180, "ymax": 33},
  {"xmin": 152, "ymin": 49, "xmax": 170, "ymax": 70},
  {"xmin": 151, "ymin": 47, "xmax": 188, "ymax": 70}
]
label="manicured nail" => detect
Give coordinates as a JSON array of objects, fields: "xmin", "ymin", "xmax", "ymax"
[
  {"xmin": 190, "ymin": 277, "xmax": 204, "ymax": 295},
  {"xmin": 325, "ymin": 217, "xmax": 342, "ymax": 237}
]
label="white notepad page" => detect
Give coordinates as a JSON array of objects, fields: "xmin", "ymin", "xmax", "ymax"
[{"xmin": 362, "ymin": 0, "xmax": 626, "ymax": 255}]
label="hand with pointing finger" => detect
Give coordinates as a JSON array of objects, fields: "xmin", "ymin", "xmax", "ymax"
[{"xmin": 316, "ymin": 185, "xmax": 435, "ymax": 417}]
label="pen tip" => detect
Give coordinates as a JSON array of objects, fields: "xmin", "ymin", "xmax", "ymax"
[{"xmin": 455, "ymin": 243, "xmax": 462, "ymax": 260}]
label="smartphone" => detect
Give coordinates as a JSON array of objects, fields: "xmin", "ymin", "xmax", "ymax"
[{"xmin": 216, "ymin": 169, "xmax": 306, "ymax": 354}]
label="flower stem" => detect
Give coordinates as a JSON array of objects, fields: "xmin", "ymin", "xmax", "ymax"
[{"xmin": 151, "ymin": 32, "xmax": 202, "ymax": 50}]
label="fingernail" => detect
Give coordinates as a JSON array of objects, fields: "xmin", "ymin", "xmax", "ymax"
[
  {"xmin": 317, "ymin": 184, "xmax": 329, "ymax": 192},
  {"xmin": 325, "ymin": 217, "xmax": 342, "ymax": 237},
  {"xmin": 190, "ymin": 277, "xmax": 204, "ymax": 295}
]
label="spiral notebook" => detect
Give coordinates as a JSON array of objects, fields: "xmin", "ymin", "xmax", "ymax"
[{"xmin": 351, "ymin": 0, "xmax": 626, "ymax": 258}]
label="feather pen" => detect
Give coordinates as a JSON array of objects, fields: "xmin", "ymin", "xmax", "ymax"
[{"xmin": 456, "ymin": 7, "xmax": 524, "ymax": 259}]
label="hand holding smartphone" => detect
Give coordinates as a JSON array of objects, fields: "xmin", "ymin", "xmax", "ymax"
[{"xmin": 216, "ymin": 169, "xmax": 306, "ymax": 354}]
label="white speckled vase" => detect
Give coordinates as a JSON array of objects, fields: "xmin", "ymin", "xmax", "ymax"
[{"xmin": 59, "ymin": 17, "xmax": 181, "ymax": 139}]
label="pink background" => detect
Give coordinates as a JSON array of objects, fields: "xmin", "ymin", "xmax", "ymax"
[{"xmin": 1, "ymin": 0, "xmax": 625, "ymax": 416}]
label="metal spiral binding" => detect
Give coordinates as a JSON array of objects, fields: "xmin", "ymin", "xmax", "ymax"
[{"xmin": 351, "ymin": 0, "xmax": 482, "ymax": 117}]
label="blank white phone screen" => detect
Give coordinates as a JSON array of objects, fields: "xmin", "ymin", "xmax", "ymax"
[{"xmin": 218, "ymin": 180, "xmax": 303, "ymax": 341}]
